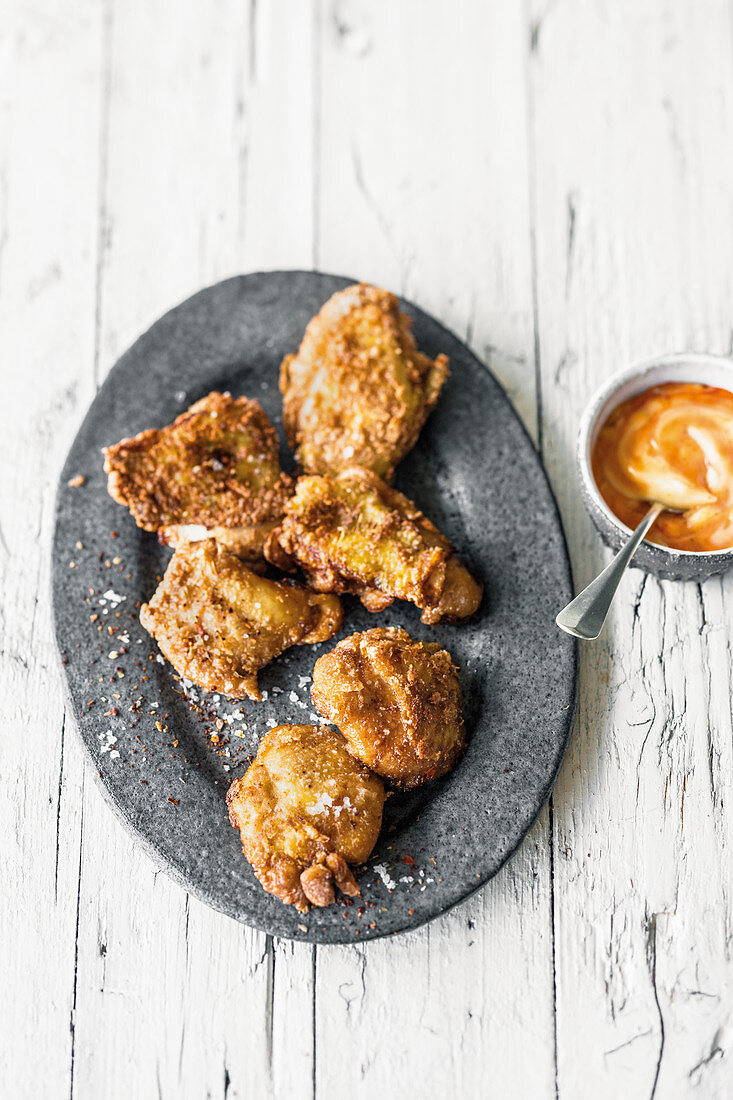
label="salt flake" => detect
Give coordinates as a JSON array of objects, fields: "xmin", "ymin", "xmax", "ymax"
[
  {"xmin": 101, "ymin": 589, "xmax": 126, "ymax": 607},
  {"xmin": 306, "ymin": 792, "xmax": 334, "ymax": 814},
  {"xmin": 373, "ymin": 864, "xmax": 397, "ymax": 891}
]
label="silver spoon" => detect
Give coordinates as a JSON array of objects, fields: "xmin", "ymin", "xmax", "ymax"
[{"xmin": 556, "ymin": 501, "xmax": 666, "ymax": 640}]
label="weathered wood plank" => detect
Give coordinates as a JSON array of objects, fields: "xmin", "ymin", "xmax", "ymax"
[
  {"xmin": 66, "ymin": 2, "xmax": 318, "ymax": 1098},
  {"xmin": 5, "ymin": 2, "xmax": 733, "ymax": 1097},
  {"xmin": 316, "ymin": 0, "xmax": 539, "ymax": 436},
  {"xmin": 527, "ymin": 1, "xmax": 733, "ymax": 1095},
  {"xmin": 0, "ymin": 4, "xmax": 104, "ymax": 1096},
  {"xmin": 313, "ymin": 4, "xmax": 556, "ymax": 1096}
]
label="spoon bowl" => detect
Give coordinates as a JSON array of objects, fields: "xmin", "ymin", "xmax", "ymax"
[
  {"xmin": 554, "ymin": 503, "xmax": 660, "ymax": 642},
  {"xmin": 557, "ymin": 500, "xmax": 683, "ymax": 639}
]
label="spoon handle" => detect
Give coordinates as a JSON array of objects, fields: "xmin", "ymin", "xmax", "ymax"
[{"xmin": 556, "ymin": 501, "xmax": 664, "ymax": 640}]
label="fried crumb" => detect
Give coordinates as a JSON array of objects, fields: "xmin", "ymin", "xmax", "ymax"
[
  {"xmin": 281, "ymin": 283, "xmax": 448, "ymax": 480},
  {"xmin": 312, "ymin": 627, "xmax": 465, "ymax": 788},
  {"xmin": 227, "ymin": 724, "xmax": 385, "ymax": 912},
  {"xmin": 139, "ymin": 539, "xmax": 342, "ymax": 700},
  {"xmin": 265, "ymin": 468, "xmax": 482, "ymax": 624}
]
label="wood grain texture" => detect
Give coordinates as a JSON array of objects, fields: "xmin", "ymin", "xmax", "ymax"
[
  {"xmin": 70, "ymin": 3, "xmax": 317, "ymax": 1097},
  {"xmin": 528, "ymin": 1, "xmax": 733, "ymax": 1096},
  {"xmin": 2, "ymin": 0, "xmax": 733, "ymax": 1097},
  {"xmin": 314, "ymin": 4, "xmax": 556, "ymax": 1096},
  {"xmin": 0, "ymin": 4, "xmax": 102, "ymax": 1095}
]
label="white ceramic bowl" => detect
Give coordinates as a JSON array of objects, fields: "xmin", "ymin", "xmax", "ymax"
[{"xmin": 577, "ymin": 352, "xmax": 733, "ymax": 582}]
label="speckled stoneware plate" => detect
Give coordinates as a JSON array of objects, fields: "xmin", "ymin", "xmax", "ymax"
[{"xmin": 53, "ymin": 271, "xmax": 576, "ymax": 943}]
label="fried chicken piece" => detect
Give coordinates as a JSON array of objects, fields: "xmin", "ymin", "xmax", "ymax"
[
  {"xmin": 281, "ymin": 283, "xmax": 449, "ymax": 481},
  {"xmin": 227, "ymin": 724, "xmax": 386, "ymax": 911},
  {"xmin": 139, "ymin": 539, "xmax": 342, "ymax": 700},
  {"xmin": 265, "ymin": 467, "xmax": 482, "ymax": 625},
  {"xmin": 311, "ymin": 627, "xmax": 465, "ymax": 789},
  {"xmin": 104, "ymin": 392, "xmax": 293, "ymax": 566}
]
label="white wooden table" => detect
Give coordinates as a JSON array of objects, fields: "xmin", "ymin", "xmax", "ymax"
[{"xmin": 4, "ymin": 2, "xmax": 733, "ymax": 1097}]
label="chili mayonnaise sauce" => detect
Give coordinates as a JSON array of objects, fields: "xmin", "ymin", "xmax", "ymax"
[{"xmin": 591, "ymin": 382, "xmax": 733, "ymax": 552}]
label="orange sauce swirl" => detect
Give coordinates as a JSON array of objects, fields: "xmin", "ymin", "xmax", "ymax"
[{"xmin": 591, "ymin": 382, "xmax": 733, "ymax": 552}]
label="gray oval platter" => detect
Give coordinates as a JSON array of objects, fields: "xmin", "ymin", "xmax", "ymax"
[{"xmin": 53, "ymin": 271, "xmax": 577, "ymax": 944}]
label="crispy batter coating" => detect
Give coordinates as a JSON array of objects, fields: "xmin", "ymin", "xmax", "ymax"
[
  {"xmin": 281, "ymin": 283, "xmax": 449, "ymax": 480},
  {"xmin": 139, "ymin": 539, "xmax": 342, "ymax": 700},
  {"xmin": 227, "ymin": 724, "xmax": 386, "ymax": 911},
  {"xmin": 104, "ymin": 392, "xmax": 293, "ymax": 564},
  {"xmin": 265, "ymin": 467, "xmax": 482, "ymax": 625},
  {"xmin": 312, "ymin": 628, "xmax": 465, "ymax": 789},
  {"xmin": 157, "ymin": 522, "xmax": 272, "ymax": 572}
]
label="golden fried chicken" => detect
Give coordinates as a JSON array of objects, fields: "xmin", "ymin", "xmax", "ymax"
[
  {"xmin": 265, "ymin": 467, "xmax": 482, "ymax": 625},
  {"xmin": 104, "ymin": 391, "xmax": 293, "ymax": 566},
  {"xmin": 281, "ymin": 283, "xmax": 449, "ymax": 480},
  {"xmin": 139, "ymin": 539, "xmax": 342, "ymax": 700},
  {"xmin": 311, "ymin": 628, "xmax": 465, "ymax": 789},
  {"xmin": 227, "ymin": 724, "xmax": 386, "ymax": 911}
]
